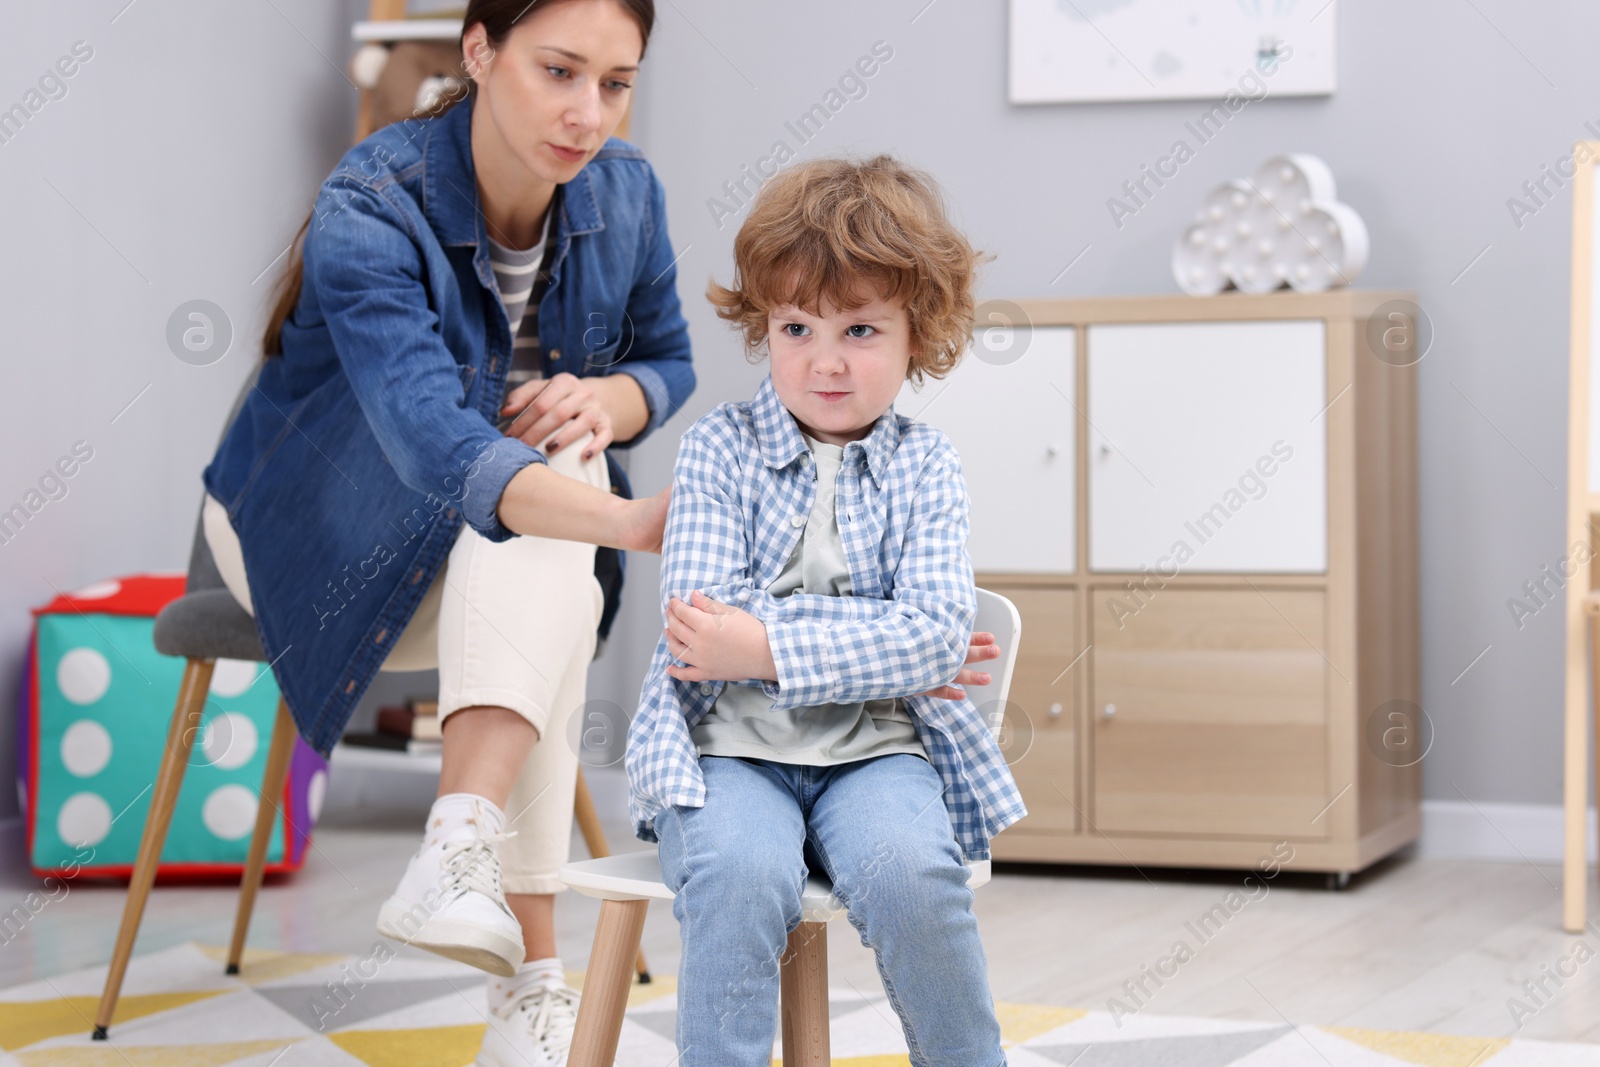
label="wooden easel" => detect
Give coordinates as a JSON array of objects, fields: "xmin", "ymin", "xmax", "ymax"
[{"xmin": 1563, "ymin": 141, "xmax": 1600, "ymax": 933}]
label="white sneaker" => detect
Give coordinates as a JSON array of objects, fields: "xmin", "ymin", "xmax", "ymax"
[
  {"xmin": 475, "ymin": 980, "xmax": 583, "ymax": 1067},
  {"xmin": 376, "ymin": 819, "xmax": 525, "ymax": 977}
]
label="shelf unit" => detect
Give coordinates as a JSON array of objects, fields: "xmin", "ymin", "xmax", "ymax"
[
  {"xmin": 329, "ymin": 742, "xmax": 441, "ymax": 775},
  {"xmin": 348, "ymin": 4, "xmax": 631, "ymax": 142},
  {"xmin": 899, "ymin": 290, "xmax": 1420, "ymax": 875}
]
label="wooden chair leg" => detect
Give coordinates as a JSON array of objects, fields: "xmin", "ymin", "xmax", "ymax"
[
  {"xmin": 780, "ymin": 921, "xmax": 830, "ymax": 1066},
  {"xmin": 92, "ymin": 658, "xmax": 215, "ymax": 1039},
  {"xmin": 568, "ymin": 898, "xmax": 648, "ymax": 1067},
  {"xmin": 226, "ymin": 698, "xmax": 297, "ymax": 975},
  {"xmin": 573, "ymin": 769, "xmax": 651, "ymax": 982}
]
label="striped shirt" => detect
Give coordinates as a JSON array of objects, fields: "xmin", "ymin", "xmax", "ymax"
[
  {"xmin": 623, "ymin": 374, "xmax": 1028, "ymax": 861},
  {"xmin": 487, "ymin": 211, "xmax": 554, "ymax": 432}
]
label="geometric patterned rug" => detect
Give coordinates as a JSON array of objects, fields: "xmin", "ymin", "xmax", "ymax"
[{"xmin": 0, "ymin": 941, "xmax": 1590, "ymax": 1066}]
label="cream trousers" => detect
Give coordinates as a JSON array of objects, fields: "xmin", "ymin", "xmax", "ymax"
[{"xmin": 203, "ymin": 438, "xmax": 607, "ymax": 894}]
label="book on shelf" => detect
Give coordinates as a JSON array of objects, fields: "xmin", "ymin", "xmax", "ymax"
[
  {"xmin": 376, "ymin": 702, "xmax": 442, "ymax": 741},
  {"xmin": 341, "ymin": 730, "xmax": 442, "ymax": 757}
]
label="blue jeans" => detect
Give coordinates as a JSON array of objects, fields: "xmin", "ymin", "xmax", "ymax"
[{"xmin": 655, "ymin": 753, "xmax": 1006, "ymax": 1066}]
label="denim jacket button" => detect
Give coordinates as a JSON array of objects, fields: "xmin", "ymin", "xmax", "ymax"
[{"xmin": 550, "ymin": 348, "xmax": 561, "ymax": 360}]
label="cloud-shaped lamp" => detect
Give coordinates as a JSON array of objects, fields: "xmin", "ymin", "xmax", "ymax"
[{"xmin": 1173, "ymin": 154, "xmax": 1369, "ymax": 296}]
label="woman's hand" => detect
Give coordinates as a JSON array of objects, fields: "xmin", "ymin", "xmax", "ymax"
[
  {"xmin": 620, "ymin": 486, "xmax": 670, "ymax": 554},
  {"xmin": 918, "ymin": 632, "xmax": 1000, "ymax": 700},
  {"xmin": 501, "ymin": 372, "xmax": 613, "ymax": 458},
  {"xmin": 664, "ymin": 590, "xmax": 777, "ymax": 683}
]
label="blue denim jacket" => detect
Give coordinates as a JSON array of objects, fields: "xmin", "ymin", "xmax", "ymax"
[{"xmin": 203, "ymin": 92, "xmax": 695, "ymax": 756}]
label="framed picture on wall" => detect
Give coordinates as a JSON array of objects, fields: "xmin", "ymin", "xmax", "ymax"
[{"xmin": 1009, "ymin": 0, "xmax": 1338, "ymax": 104}]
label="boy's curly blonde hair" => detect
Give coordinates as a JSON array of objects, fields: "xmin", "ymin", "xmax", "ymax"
[{"xmin": 706, "ymin": 155, "xmax": 987, "ymax": 385}]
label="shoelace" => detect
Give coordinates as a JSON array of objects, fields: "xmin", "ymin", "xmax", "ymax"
[
  {"xmin": 511, "ymin": 982, "xmax": 580, "ymax": 1051},
  {"xmin": 437, "ymin": 829, "xmax": 518, "ymax": 903}
]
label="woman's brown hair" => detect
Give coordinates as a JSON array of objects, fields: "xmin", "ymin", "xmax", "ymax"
[{"xmin": 261, "ymin": 0, "xmax": 655, "ymax": 357}]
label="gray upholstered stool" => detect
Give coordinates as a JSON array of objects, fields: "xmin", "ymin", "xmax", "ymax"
[
  {"xmin": 91, "ymin": 364, "xmax": 648, "ymax": 1038},
  {"xmin": 91, "ymin": 366, "xmax": 298, "ymax": 1040}
]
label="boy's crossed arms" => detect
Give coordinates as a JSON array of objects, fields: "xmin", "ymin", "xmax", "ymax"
[{"xmin": 654, "ymin": 415, "xmax": 995, "ymax": 710}]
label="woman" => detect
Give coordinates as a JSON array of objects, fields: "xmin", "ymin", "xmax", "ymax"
[
  {"xmin": 203, "ymin": 1, "xmax": 998, "ymax": 1061},
  {"xmin": 203, "ymin": 1, "xmax": 683, "ymax": 1062}
]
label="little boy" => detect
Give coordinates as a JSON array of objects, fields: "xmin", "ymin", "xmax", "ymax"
[{"xmin": 624, "ymin": 155, "xmax": 1026, "ymax": 1066}]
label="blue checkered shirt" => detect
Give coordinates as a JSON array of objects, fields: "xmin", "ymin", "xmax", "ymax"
[{"xmin": 624, "ymin": 375, "xmax": 1027, "ymax": 860}]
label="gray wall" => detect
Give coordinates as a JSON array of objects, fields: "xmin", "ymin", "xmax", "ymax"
[
  {"xmin": 0, "ymin": 0, "xmax": 1585, "ymax": 832},
  {"xmin": 617, "ymin": 0, "xmax": 1593, "ymax": 810},
  {"xmin": 0, "ymin": 0, "xmax": 369, "ymax": 819}
]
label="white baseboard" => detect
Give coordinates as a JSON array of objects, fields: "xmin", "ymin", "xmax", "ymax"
[
  {"xmin": 1418, "ymin": 799, "xmax": 1596, "ymax": 865},
  {"xmin": 1, "ymin": 794, "xmax": 1585, "ymax": 872}
]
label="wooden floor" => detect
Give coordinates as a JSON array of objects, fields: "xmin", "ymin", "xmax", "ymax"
[{"xmin": 6, "ymin": 766, "xmax": 1597, "ymax": 1047}]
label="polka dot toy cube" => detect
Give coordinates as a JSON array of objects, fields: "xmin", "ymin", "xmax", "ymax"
[{"xmin": 19, "ymin": 575, "xmax": 328, "ymax": 879}]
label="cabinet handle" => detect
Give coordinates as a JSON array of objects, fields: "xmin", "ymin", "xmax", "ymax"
[
  {"xmin": 1048, "ymin": 702, "xmax": 1064, "ymax": 719},
  {"xmin": 1046, "ymin": 443, "xmax": 1061, "ymax": 459},
  {"xmin": 1101, "ymin": 703, "xmax": 1117, "ymax": 719},
  {"xmin": 1097, "ymin": 443, "xmax": 1112, "ymax": 458}
]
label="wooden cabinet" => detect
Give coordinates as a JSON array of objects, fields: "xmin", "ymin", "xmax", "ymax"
[
  {"xmin": 1090, "ymin": 587, "xmax": 1330, "ymax": 838},
  {"xmin": 1087, "ymin": 321, "xmax": 1328, "ymax": 573},
  {"xmin": 996, "ymin": 587, "xmax": 1078, "ymax": 834},
  {"xmin": 898, "ymin": 326, "xmax": 1076, "ymax": 573},
  {"xmin": 911, "ymin": 292, "xmax": 1420, "ymax": 877}
]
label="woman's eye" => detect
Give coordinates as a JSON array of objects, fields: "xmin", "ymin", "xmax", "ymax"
[
  {"xmin": 546, "ymin": 66, "xmax": 571, "ymax": 80},
  {"xmin": 846, "ymin": 324, "xmax": 876, "ymax": 338},
  {"xmin": 783, "ymin": 323, "xmax": 810, "ymax": 337},
  {"xmin": 605, "ymin": 79, "xmax": 633, "ymax": 92}
]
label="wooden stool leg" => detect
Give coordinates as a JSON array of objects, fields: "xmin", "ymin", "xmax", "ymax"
[
  {"xmin": 780, "ymin": 921, "xmax": 830, "ymax": 1066},
  {"xmin": 573, "ymin": 769, "xmax": 651, "ymax": 982},
  {"xmin": 92, "ymin": 658, "xmax": 214, "ymax": 1039},
  {"xmin": 226, "ymin": 699, "xmax": 297, "ymax": 975},
  {"xmin": 569, "ymin": 898, "xmax": 647, "ymax": 1067}
]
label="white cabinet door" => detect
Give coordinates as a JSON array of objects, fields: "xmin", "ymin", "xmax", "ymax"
[
  {"xmin": 896, "ymin": 326, "xmax": 1076, "ymax": 573},
  {"xmin": 1087, "ymin": 321, "xmax": 1327, "ymax": 573}
]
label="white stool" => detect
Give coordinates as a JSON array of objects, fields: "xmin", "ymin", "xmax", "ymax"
[{"xmin": 560, "ymin": 590, "xmax": 1022, "ymax": 1066}]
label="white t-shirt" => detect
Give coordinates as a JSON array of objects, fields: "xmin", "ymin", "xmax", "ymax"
[{"xmin": 690, "ymin": 434, "xmax": 929, "ymax": 766}]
